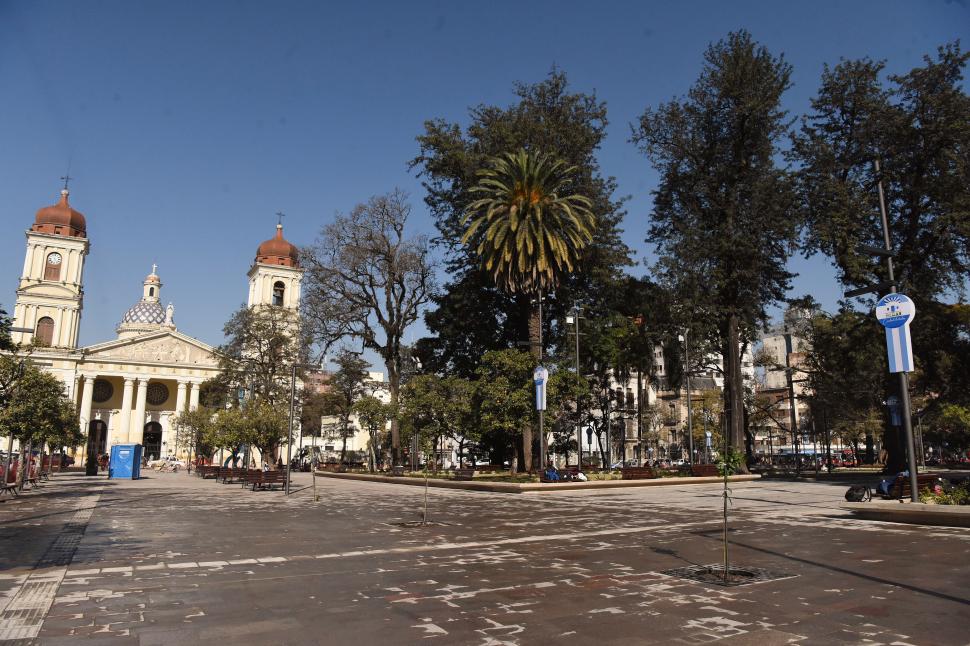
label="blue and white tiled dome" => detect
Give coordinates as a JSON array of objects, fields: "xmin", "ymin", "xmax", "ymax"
[{"xmin": 121, "ymin": 300, "xmax": 166, "ymax": 325}]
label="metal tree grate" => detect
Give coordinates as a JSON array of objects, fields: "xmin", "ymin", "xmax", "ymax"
[{"xmin": 661, "ymin": 564, "xmax": 797, "ymax": 587}]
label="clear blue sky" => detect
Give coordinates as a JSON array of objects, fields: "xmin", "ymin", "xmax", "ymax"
[{"xmin": 1, "ymin": 0, "xmax": 966, "ymax": 367}]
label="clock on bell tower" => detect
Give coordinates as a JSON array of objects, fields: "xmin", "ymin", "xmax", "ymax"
[{"xmin": 12, "ymin": 187, "xmax": 90, "ymax": 348}]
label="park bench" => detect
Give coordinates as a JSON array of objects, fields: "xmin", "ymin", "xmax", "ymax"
[
  {"xmin": 882, "ymin": 473, "xmax": 941, "ymax": 500},
  {"xmin": 390, "ymin": 466, "xmax": 406, "ymax": 477},
  {"xmin": 453, "ymin": 468, "xmax": 476, "ymax": 481},
  {"xmin": 468, "ymin": 464, "xmax": 503, "ymax": 474},
  {"xmin": 219, "ymin": 467, "xmax": 252, "ymax": 484},
  {"xmin": 690, "ymin": 464, "xmax": 720, "ymax": 478},
  {"xmin": 620, "ymin": 466, "xmax": 657, "ymax": 480},
  {"xmin": 245, "ymin": 470, "xmax": 285, "ymax": 491},
  {"xmin": 197, "ymin": 465, "xmax": 219, "ymax": 479}
]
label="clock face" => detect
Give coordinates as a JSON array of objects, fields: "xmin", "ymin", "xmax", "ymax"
[{"xmin": 48, "ymin": 253, "xmax": 62, "ymax": 265}]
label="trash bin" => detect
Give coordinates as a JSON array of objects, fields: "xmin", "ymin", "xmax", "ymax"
[{"xmin": 109, "ymin": 444, "xmax": 142, "ymax": 479}]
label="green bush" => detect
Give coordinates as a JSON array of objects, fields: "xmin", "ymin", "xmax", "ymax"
[{"xmin": 919, "ymin": 481, "xmax": 970, "ymax": 505}]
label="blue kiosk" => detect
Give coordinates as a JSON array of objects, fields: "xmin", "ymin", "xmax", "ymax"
[{"xmin": 109, "ymin": 444, "xmax": 142, "ymax": 479}]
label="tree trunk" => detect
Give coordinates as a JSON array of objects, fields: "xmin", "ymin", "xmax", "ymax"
[
  {"xmin": 722, "ymin": 315, "xmax": 748, "ymax": 472},
  {"xmin": 387, "ymin": 364, "xmax": 401, "ymax": 466},
  {"xmin": 521, "ymin": 301, "xmax": 541, "ymax": 473}
]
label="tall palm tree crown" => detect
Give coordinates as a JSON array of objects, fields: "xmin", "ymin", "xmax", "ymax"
[{"xmin": 461, "ymin": 148, "xmax": 596, "ymax": 295}]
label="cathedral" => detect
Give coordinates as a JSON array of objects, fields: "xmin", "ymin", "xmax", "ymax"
[{"xmin": 9, "ymin": 186, "xmax": 303, "ymax": 461}]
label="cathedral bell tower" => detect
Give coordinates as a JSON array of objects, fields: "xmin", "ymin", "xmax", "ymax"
[
  {"xmin": 12, "ymin": 186, "xmax": 90, "ymax": 348},
  {"xmin": 248, "ymin": 222, "xmax": 303, "ymax": 311}
]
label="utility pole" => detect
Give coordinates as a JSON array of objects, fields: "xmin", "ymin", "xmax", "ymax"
[
  {"xmin": 875, "ymin": 159, "xmax": 920, "ymax": 502},
  {"xmin": 537, "ymin": 290, "xmax": 546, "ymax": 470}
]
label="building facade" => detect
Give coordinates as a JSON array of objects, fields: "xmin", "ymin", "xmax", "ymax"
[{"xmin": 7, "ymin": 188, "xmax": 303, "ymax": 462}]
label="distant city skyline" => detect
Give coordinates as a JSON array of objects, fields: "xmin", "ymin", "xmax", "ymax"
[{"xmin": 2, "ymin": 0, "xmax": 966, "ymax": 369}]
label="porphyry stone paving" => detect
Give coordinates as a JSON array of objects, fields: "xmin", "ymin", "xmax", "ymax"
[{"xmin": 0, "ymin": 472, "xmax": 968, "ymax": 644}]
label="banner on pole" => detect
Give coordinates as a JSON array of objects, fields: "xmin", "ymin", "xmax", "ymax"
[
  {"xmin": 876, "ymin": 293, "xmax": 916, "ymax": 373},
  {"xmin": 533, "ymin": 366, "xmax": 548, "ymax": 411}
]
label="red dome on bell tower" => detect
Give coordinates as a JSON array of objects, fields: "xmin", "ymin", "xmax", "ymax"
[
  {"xmin": 33, "ymin": 189, "xmax": 87, "ymax": 237},
  {"xmin": 255, "ymin": 224, "xmax": 299, "ymax": 267}
]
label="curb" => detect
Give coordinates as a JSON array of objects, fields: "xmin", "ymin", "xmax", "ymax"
[
  {"xmin": 313, "ymin": 471, "xmax": 761, "ymax": 493},
  {"xmin": 841, "ymin": 502, "xmax": 970, "ymax": 528}
]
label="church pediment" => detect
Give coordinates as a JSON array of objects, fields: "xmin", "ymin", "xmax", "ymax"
[{"xmin": 82, "ymin": 331, "xmax": 220, "ymax": 367}]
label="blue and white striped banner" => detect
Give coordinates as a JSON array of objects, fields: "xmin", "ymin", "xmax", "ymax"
[
  {"xmin": 876, "ymin": 293, "xmax": 916, "ymax": 374},
  {"xmin": 885, "ymin": 325, "xmax": 914, "ymax": 373}
]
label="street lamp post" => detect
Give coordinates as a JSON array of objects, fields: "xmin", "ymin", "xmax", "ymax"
[
  {"xmin": 567, "ymin": 302, "xmax": 583, "ymax": 468},
  {"xmin": 286, "ymin": 362, "xmax": 317, "ymax": 495}
]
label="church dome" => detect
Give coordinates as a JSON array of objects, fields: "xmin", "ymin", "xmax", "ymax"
[
  {"xmin": 256, "ymin": 224, "xmax": 299, "ymax": 267},
  {"xmin": 121, "ymin": 300, "xmax": 166, "ymax": 325},
  {"xmin": 33, "ymin": 189, "xmax": 87, "ymax": 237}
]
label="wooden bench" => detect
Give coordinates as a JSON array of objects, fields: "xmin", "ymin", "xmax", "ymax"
[
  {"xmin": 690, "ymin": 464, "xmax": 720, "ymax": 478},
  {"xmin": 0, "ymin": 482, "xmax": 18, "ymax": 498},
  {"xmin": 453, "ymin": 468, "xmax": 476, "ymax": 481},
  {"xmin": 197, "ymin": 465, "xmax": 219, "ymax": 479},
  {"xmin": 883, "ymin": 473, "xmax": 940, "ymax": 500},
  {"xmin": 390, "ymin": 466, "xmax": 406, "ymax": 477},
  {"xmin": 620, "ymin": 466, "xmax": 657, "ymax": 480},
  {"xmin": 468, "ymin": 464, "xmax": 503, "ymax": 474},
  {"xmin": 245, "ymin": 470, "xmax": 286, "ymax": 491},
  {"xmin": 219, "ymin": 467, "xmax": 253, "ymax": 484}
]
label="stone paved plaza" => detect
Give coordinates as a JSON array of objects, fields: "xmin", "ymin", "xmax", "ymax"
[{"xmin": 0, "ymin": 472, "xmax": 968, "ymax": 645}]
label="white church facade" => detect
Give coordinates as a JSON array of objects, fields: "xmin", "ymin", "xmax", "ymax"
[{"xmin": 8, "ymin": 187, "xmax": 303, "ymax": 462}]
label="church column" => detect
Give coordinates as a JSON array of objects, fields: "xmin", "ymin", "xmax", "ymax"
[
  {"xmin": 119, "ymin": 378, "xmax": 135, "ymax": 443},
  {"xmin": 175, "ymin": 381, "xmax": 188, "ymax": 416},
  {"xmin": 132, "ymin": 379, "xmax": 148, "ymax": 444},
  {"xmin": 79, "ymin": 376, "xmax": 95, "ymax": 460},
  {"xmin": 189, "ymin": 382, "xmax": 200, "ymax": 410}
]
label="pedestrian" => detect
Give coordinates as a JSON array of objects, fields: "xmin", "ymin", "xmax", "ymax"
[{"xmin": 276, "ymin": 456, "xmax": 283, "ymax": 470}]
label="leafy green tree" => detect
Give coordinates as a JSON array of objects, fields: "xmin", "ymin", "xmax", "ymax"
[
  {"xmin": 319, "ymin": 349, "xmax": 371, "ymax": 462},
  {"xmin": 632, "ymin": 31, "xmax": 800, "ymax": 459},
  {"xmin": 173, "ymin": 407, "xmax": 215, "ymax": 465},
  {"xmin": 461, "ymin": 148, "xmax": 595, "ymax": 470},
  {"xmin": 0, "ymin": 362, "xmax": 78, "ymax": 485},
  {"xmin": 399, "ymin": 373, "xmax": 477, "ymax": 468},
  {"xmin": 0, "ymin": 306, "xmax": 13, "ymax": 352},
  {"xmin": 243, "ymin": 401, "xmax": 290, "ymax": 467},
  {"xmin": 475, "ymin": 350, "xmax": 534, "ymax": 470},
  {"xmin": 206, "ymin": 408, "xmax": 248, "ymax": 464},
  {"xmin": 793, "ymin": 43, "xmax": 970, "ymax": 470},
  {"xmin": 217, "ymin": 305, "xmax": 308, "ymax": 407},
  {"xmin": 354, "ymin": 395, "xmax": 391, "ymax": 472},
  {"xmin": 802, "ymin": 307, "xmax": 885, "ymax": 464},
  {"xmin": 411, "ymin": 70, "xmax": 632, "ymax": 377}
]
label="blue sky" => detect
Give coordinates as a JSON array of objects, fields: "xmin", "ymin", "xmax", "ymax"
[{"xmin": 1, "ymin": 0, "xmax": 966, "ymax": 368}]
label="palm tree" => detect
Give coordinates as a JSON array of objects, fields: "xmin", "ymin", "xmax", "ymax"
[{"xmin": 462, "ymin": 148, "xmax": 596, "ymax": 470}]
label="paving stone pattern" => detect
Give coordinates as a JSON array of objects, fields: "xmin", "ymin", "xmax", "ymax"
[{"xmin": 0, "ymin": 472, "xmax": 968, "ymax": 645}]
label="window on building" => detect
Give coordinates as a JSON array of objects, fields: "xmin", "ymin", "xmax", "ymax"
[
  {"xmin": 35, "ymin": 317, "xmax": 54, "ymax": 346},
  {"xmin": 272, "ymin": 281, "xmax": 285, "ymax": 306},
  {"xmin": 149, "ymin": 287, "xmax": 154, "ymax": 297},
  {"xmin": 44, "ymin": 252, "xmax": 62, "ymax": 281}
]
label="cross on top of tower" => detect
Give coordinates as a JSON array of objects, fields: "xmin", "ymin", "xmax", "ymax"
[
  {"xmin": 60, "ymin": 173, "xmax": 72, "ymax": 192},
  {"xmin": 276, "ymin": 211, "xmax": 285, "ymax": 226}
]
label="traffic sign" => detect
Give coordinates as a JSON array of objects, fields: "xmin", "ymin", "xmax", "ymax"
[
  {"xmin": 876, "ymin": 293, "xmax": 916, "ymax": 373},
  {"xmin": 533, "ymin": 366, "xmax": 548, "ymax": 411}
]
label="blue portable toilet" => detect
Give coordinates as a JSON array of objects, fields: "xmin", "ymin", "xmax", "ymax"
[{"xmin": 109, "ymin": 444, "xmax": 142, "ymax": 479}]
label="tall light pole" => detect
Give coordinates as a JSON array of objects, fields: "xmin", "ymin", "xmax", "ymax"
[
  {"xmin": 566, "ymin": 302, "xmax": 583, "ymax": 467},
  {"xmin": 875, "ymin": 159, "xmax": 920, "ymax": 502},
  {"xmin": 286, "ymin": 362, "xmax": 317, "ymax": 495}
]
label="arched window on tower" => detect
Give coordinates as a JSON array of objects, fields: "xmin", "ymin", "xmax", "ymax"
[
  {"xmin": 35, "ymin": 317, "xmax": 55, "ymax": 346},
  {"xmin": 272, "ymin": 281, "xmax": 285, "ymax": 307},
  {"xmin": 44, "ymin": 252, "xmax": 62, "ymax": 281},
  {"xmin": 149, "ymin": 287, "xmax": 155, "ymax": 297}
]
